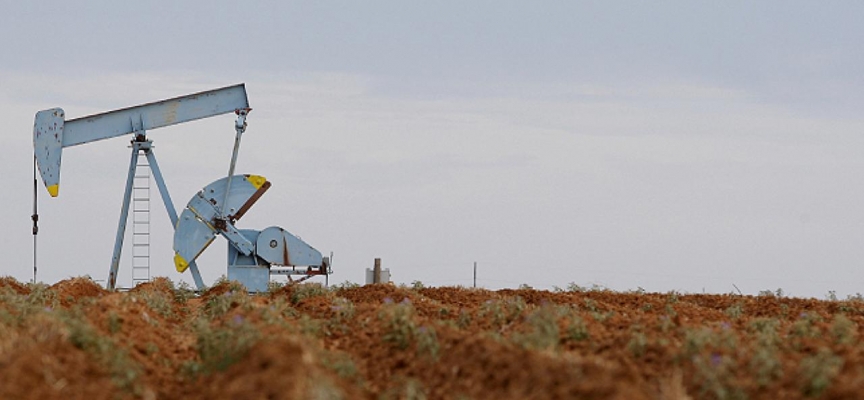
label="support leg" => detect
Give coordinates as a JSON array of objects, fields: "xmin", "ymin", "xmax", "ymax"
[
  {"xmin": 108, "ymin": 144, "xmax": 140, "ymax": 290},
  {"xmin": 145, "ymin": 149, "xmax": 205, "ymax": 290}
]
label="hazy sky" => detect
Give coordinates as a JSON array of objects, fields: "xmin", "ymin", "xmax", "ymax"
[{"xmin": 2, "ymin": 2, "xmax": 864, "ymax": 298}]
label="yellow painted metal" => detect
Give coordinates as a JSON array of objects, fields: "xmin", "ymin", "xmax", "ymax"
[
  {"xmin": 174, "ymin": 253, "xmax": 189, "ymax": 273},
  {"xmin": 47, "ymin": 184, "xmax": 59, "ymax": 197},
  {"xmin": 247, "ymin": 175, "xmax": 267, "ymax": 190}
]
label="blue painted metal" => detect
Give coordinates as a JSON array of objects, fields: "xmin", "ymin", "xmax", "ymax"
[
  {"xmin": 33, "ymin": 84, "xmax": 248, "ymax": 196},
  {"xmin": 256, "ymin": 226, "xmax": 323, "ymax": 267},
  {"xmin": 33, "ymin": 83, "xmax": 331, "ymax": 291},
  {"xmin": 228, "ymin": 229, "xmax": 270, "ymax": 292},
  {"xmin": 195, "ymin": 174, "xmax": 263, "ymax": 220},
  {"xmin": 63, "ymin": 84, "xmax": 247, "ymax": 146},
  {"xmin": 108, "ymin": 140, "xmax": 143, "ymax": 289},
  {"xmin": 222, "ymin": 108, "xmax": 249, "ymax": 215},
  {"xmin": 175, "ymin": 176, "xmax": 327, "ymax": 292},
  {"xmin": 32, "ymin": 109, "xmax": 65, "ymax": 195},
  {"xmin": 174, "ymin": 175, "xmax": 264, "ymax": 267},
  {"xmin": 144, "ymin": 149, "xmax": 205, "ymax": 290}
]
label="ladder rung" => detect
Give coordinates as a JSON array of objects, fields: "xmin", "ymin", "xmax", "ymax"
[{"xmin": 131, "ymin": 166, "xmax": 150, "ymax": 285}]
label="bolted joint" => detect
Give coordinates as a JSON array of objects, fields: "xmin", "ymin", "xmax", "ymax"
[{"xmin": 234, "ymin": 107, "xmax": 251, "ymax": 133}]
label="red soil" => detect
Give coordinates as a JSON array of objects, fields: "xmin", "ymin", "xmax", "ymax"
[{"xmin": 1, "ymin": 277, "xmax": 863, "ymax": 399}]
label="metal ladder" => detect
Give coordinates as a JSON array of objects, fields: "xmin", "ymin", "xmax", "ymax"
[{"xmin": 131, "ymin": 155, "xmax": 151, "ymax": 286}]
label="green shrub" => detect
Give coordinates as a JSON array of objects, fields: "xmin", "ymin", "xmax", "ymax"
[
  {"xmin": 291, "ymin": 283, "xmax": 330, "ymax": 305},
  {"xmin": 800, "ymin": 348, "xmax": 843, "ymax": 397},
  {"xmin": 749, "ymin": 346, "xmax": 782, "ymax": 388},
  {"xmin": 24, "ymin": 282, "xmax": 59, "ymax": 309},
  {"xmin": 563, "ymin": 314, "xmax": 590, "ymax": 342},
  {"xmin": 173, "ymin": 280, "xmax": 196, "ymax": 304},
  {"xmin": 333, "ymin": 281, "xmax": 360, "ymax": 290},
  {"xmin": 415, "ymin": 325, "xmax": 440, "ymax": 360},
  {"xmin": 380, "ymin": 302, "xmax": 416, "ymax": 350},
  {"xmin": 378, "ymin": 301, "xmax": 440, "ymax": 359},
  {"xmin": 748, "ymin": 318, "xmax": 781, "ymax": 347},
  {"xmin": 457, "ymin": 310, "xmax": 472, "ymax": 329},
  {"xmin": 328, "ymin": 297, "xmax": 355, "ymax": 334},
  {"xmin": 136, "ymin": 290, "xmax": 175, "ymax": 319},
  {"xmin": 61, "ymin": 309, "xmax": 142, "ymax": 392},
  {"xmin": 267, "ymin": 280, "xmax": 285, "ymax": 292},
  {"xmin": 193, "ymin": 318, "xmax": 260, "ymax": 374},
  {"xmin": 203, "ymin": 285, "xmax": 250, "ymax": 319},
  {"xmin": 566, "ymin": 282, "xmax": 586, "ymax": 292},
  {"xmin": 479, "ymin": 296, "xmax": 527, "ymax": 328},
  {"xmin": 830, "ymin": 314, "xmax": 856, "ymax": 345},
  {"xmin": 512, "ymin": 305, "xmax": 560, "ymax": 351},
  {"xmin": 258, "ymin": 296, "xmax": 297, "ymax": 326},
  {"xmin": 627, "ymin": 331, "xmax": 648, "ymax": 358},
  {"xmin": 790, "ymin": 313, "xmax": 823, "ymax": 339},
  {"xmin": 725, "ymin": 302, "xmax": 744, "ymax": 320}
]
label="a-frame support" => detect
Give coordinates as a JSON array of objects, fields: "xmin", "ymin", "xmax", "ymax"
[{"xmin": 108, "ymin": 133, "xmax": 205, "ymax": 290}]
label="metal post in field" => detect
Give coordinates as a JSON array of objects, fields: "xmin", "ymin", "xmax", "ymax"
[
  {"xmin": 32, "ymin": 156, "xmax": 38, "ymax": 284},
  {"xmin": 373, "ymin": 258, "xmax": 382, "ymax": 284},
  {"xmin": 473, "ymin": 261, "xmax": 477, "ymax": 288}
]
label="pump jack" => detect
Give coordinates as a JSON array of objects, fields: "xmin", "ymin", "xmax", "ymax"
[{"xmin": 33, "ymin": 84, "xmax": 330, "ymax": 291}]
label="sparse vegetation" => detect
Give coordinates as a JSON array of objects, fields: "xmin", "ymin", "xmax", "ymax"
[
  {"xmin": 290, "ymin": 282, "xmax": 330, "ymax": 304},
  {"xmin": 1, "ymin": 276, "xmax": 863, "ymax": 399}
]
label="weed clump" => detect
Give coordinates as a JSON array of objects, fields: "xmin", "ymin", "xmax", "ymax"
[
  {"xmin": 479, "ymin": 296, "xmax": 527, "ymax": 328},
  {"xmin": 379, "ymin": 301, "xmax": 439, "ymax": 360},
  {"xmin": 800, "ymin": 348, "xmax": 843, "ymax": 397},
  {"xmin": 291, "ymin": 283, "xmax": 331, "ymax": 305},
  {"xmin": 61, "ymin": 308, "xmax": 143, "ymax": 393},
  {"xmin": 188, "ymin": 318, "xmax": 261, "ymax": 374},
  {"xmin": 512, "ymin": 305, "xmax": 561, "ymax": 351},
  {"xmin": 203, "ymin": 281, "xmax": 250, "ymax": 319}
]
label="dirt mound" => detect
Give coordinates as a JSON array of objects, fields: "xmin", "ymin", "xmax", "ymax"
[
  {"xmin": 200, "ymin": 279, "xmax": 247, "ymax": 302},
  {"xmin": 86, "ymin": 293, "xmax": 195, "ymax": 397},
  {"xmin": 336, "ymin": 283, "xmax": 447, "ymax": 318},
  {"xmin": 0, "ymin": 276, "xmax": 29, "ymax": 295},
  {"xmin": 420, "ymin": 286, "xmax": 495, "ymax": 307},
  {"xmin": 3, "ymin": 277, "xmax": 864, "ymax": 399},
  {"xmin": 0, "ymin": 312, "xmax": 120, "ymax": 400},
  {"xmin": 0, "ymin": 339, "xmax": 116, "ymax": 400},
  {"xmin": 337, "ymin": 283, "xmax": 417, "ymax": 305},
  {"xmin": 50, "ymin": 277, "xmax": 107, "ymax": 306},
  {"xmin": 428, "ymin": 334, "xmax": 653, "ymax": 400},
  {"xmin": 191, "ymin": 337, "xmax": 362, "ymax": 399},
  {"xmin": 128, "ymin": 276, "xmax": 175, "ymax": 296}
]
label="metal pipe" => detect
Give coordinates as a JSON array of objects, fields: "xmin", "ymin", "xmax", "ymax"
[
  {"xmin": 222, "ymin": 110, "xmax": 248, "ymax": 216},
  {"xmin": 374, "ymin": 258, "xmax": 381, "ymax": 284},
  {"xmin": 32, "ymin": 156, "xmax": 38, "ymax": 283}
]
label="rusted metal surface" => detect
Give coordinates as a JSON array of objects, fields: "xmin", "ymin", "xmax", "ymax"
[
  {"xmin": 282, "ymin": 236, "xmax": 291, "ymax": 266},
  {"xmin": 231, "ymin": 181, "xmax": 271, "ymax": 222}
]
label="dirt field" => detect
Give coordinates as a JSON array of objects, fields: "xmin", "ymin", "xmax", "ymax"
[{"xmin": 1, "ymin": 276, "xmax": 863, "ymax": 399}]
